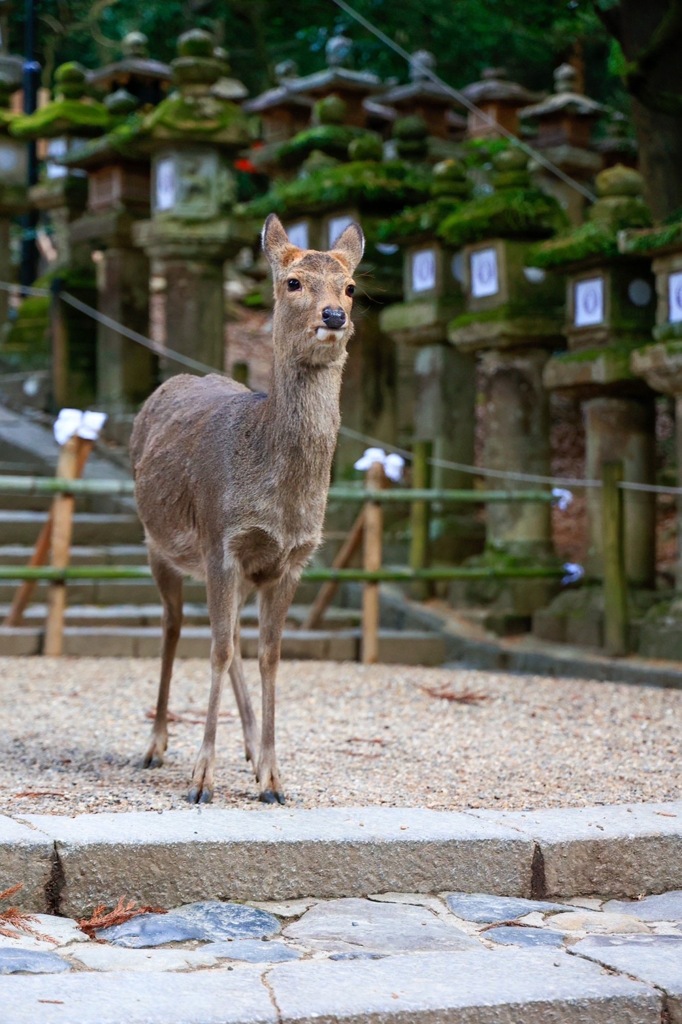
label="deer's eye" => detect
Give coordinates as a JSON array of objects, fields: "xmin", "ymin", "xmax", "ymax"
[
  {"xmin": 287, "ymin": 278, "xmax": 301, "ymax": 291},
  {"xmin": 346, "ymin": 284, "xmax": 355, "ymax": 297}
]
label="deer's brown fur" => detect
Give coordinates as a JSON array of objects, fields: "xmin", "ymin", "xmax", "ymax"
[{"xmin": 130, "ymin": 214, "xmax": 364, "ymax": 803}]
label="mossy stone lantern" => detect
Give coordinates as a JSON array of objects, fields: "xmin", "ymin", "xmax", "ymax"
[
  {"xmin": 531, "ymin": 166, "xmax": 657, "ymax": 645},
  {"xmin": 619, "ymin": 213, "xmax": 682, "ymax": 655},
  {"xmin": 10, "ymin": 62, "xmax": 112, "ymax": 266},
  {"xmin": 132, "ymin": 29, "xmax": 251, "ymax": 375},
  {"xmin": 442, "ymin": 149, "xmax": 567, "ymax": 622},
  {"xmin": 59, "ymin": 87, "xmax": 157, "ymax": 420},
  {"xmin": 0, "ymin": 69, "xmax": 28, "ymax": 329}
]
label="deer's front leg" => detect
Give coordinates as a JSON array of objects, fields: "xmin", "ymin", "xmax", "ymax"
[
  {"xmin": 188, "ymin": 562, "xmax": 239, "ymax": 804},
  {"xmin": 144, "ymin": 551, "xmax": 183, "ymax": 769},
  {"xmin": 257, "ymin": 572, "xmax": 299, "ymax": 804}
]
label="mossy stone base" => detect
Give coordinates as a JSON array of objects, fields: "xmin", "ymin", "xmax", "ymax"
[
  {"xmin": 544, "ymin": 344, "xmax": 648, "ymax": 396},
  {"xmin": 448, "ymin": 547, "xmax": 561, "ymax": 620},
  {"xmin": 449, "ymin": 312, "xmax": 563, "ymax": 353},
  {"xmin": 632, "ymin": 341, "xmax": 682, "ymax": 395},
  {"xmin": 639, "ymin": 598, "xmax": 682, "ymax": 660},
  {"xmin": 380, "ymin": 299, "xmax": 462, "ymax": 346},
  {"xmin": 533, "ymin": 585, "xmax": 661, "ymax": 652}
]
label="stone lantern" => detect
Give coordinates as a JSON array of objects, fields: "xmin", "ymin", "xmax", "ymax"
[
  {"xmin": 520, "ymin": 63, "xmax": 605, "ymax": 225},
  {"xmin": 532, "ymin": 165, "xmax": 657, "ymax": 645},
  {"xmin": 444, "ymin": 148, "xmax": 567, "ymax": 623},
  {"xmin": 131, "ymin": 29, "xmax": 251, "ymax": 375},
  {"xmin": 0, "ymin": 71, "xmax": 28, "ymax": 326},
  {"xmin": 61, "ymin": 86, "xmax": 155, "ymax": 420},
  {"xmin": 292, "ymin": 36, "xmax": 383, "ymax": 129},
  {"xmin": 10, "ymin": 62, "xmax": 111, "ymax": 267},
  {"xmin": 378, "ymin": 158, "xmax": 480, "ymax": 560},
  {"xmin": 620, "ymin": 214, "xmax": 682, "ymax": 657},
  {"xmin": 460, "ymin": 68, "xmax": 542, "ymax": 140}
]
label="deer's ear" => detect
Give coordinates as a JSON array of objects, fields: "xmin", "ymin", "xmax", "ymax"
[
  {"xmin": 330, "ymin": 222, "xmax": 365, "ymax": 273},
  {"xmin": 261, "ymin": 214, "xmax": 294, "ymax": 268}
]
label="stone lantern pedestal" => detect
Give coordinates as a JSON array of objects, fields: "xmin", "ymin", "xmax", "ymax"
[
  {"xmin": 440, "ymin": 150, "xmax": 566, "ymax": 623},
  {"xmin": 532, "ymin": 165, "xmax": 658, "ymax": 649},
  {"xmin": 0, "ymin": 75, "xmax": 28, "ymax": 328}
]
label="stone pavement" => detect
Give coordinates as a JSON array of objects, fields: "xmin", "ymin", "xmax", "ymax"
[{"xmin": 1, "ymin": 802, "xmax": 681, "ymax": 1022}]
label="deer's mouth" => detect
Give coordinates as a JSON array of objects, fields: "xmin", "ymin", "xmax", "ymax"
[{"xmin": 315, "ymin": 326, "xmax": 346, "ymax": 342}]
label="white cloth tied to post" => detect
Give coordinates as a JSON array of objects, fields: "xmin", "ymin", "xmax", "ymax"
[
  {"xmin": 354, "ymin": 447, "xmax": 405, "ymax": 483},
  {"xmin": 53, "ymin": 409, "xmax": 108, "ymax": 447},
  {"xmin": 551, "ymin": 487, "xmax": 573, "ymax": 511}
]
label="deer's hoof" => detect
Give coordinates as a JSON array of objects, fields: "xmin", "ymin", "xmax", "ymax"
[
  {"xmin": 142, "ymin": 752, "xmax": 163, "ymax": 769},
  {"xmin": 187, "ymin": 785, "xmax": 213, "ymax": 804},
  {"xmin": 259, "ymin": 789, "xmax": 285, "ymax": 805}
]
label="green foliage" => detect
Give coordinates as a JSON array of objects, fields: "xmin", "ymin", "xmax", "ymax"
[
  {"xmin": 10, "ymin": 99, "xmax": 111, "ymax": 140},
  {"xmin": 378, "ymin": 198, "xmax": 462, "ymax": 243}
]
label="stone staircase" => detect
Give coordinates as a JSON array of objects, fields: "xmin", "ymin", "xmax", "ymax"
[{"xmin": 0, "ymin": 499, "xmax": 447, "ymax": 664}]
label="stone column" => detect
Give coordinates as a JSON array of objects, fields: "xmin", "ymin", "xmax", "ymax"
[
  {"xmin": 96, "ymin": 244, "xmax": 155, "ymax": 410},
  {"xmin": 413, "ymin": 343, "xmax": 479, "ymax": 560},
  {"xmin": 481, "ymin": 347, "xmax": 552, "ymax": 559},
  {"xmin": 0, "ymin": 218, "xmax": 9, "ymax": 327},
  {"xmin": 583, "ymin": 396, "xmax": 656, "ymax": 586}
]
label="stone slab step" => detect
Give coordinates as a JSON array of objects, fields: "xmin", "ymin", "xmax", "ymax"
[
  {"xmin": 0, "ymin": 948, "xmax": 661, "ymax": 1024},
  {"xmin": 0, "ymin": 510, "xmax": 144, "ymax": 545},
  {"xmin": 0, "ymin": 625, "xmax": 445, "ymax": 663},
  {"xmin": 0, "ymin": 544, "xmax": 149, "ymax": 566},
  {"xmin": 0, "ymin": 602, "xmax": 361, "ymax": 630}
]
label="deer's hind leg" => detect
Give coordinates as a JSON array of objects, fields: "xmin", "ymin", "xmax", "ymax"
[
  {"xmin": 229, "ymin": 612, "xmax": 260, "ymax": 769},
  {"xmin": 143, "ymin": 548, "xmax": 184, "ymax": 769}
]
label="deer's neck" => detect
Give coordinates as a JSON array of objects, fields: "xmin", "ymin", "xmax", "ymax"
[{"xmin": 260, "ymin": 351, "xmax": 344, "ymax": 476}]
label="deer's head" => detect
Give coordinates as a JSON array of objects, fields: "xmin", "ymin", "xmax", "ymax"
[{"xmin": 262, "ymin": 214, "xmax": 364, "ymax": 367}]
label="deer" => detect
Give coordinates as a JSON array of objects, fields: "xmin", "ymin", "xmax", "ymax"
[{"xmin": 129, "ymin": 214, "xmax": 364, "ymax": 804}]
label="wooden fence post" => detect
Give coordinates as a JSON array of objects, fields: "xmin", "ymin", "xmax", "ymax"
[
  {"xmin": 43, "ymin": 435, "xmax": 83, "ymax": 656},
  {"xmin": 602, "ymin": 460, "xmax": 628, "ymax": 657},
  {"xmin": 4, "ymin": 438, "xmax": 94, "ymax": 627},
  {"xmin": 409, "ymin": 440, "xmax": 432, "ymax": 600},
  {"xmin": 302, "ymin": 511, "xmax": 364, "ymax": 630},
  {"xmin": 361, "ymin": 461, "xmax": 386, "ymax": 664}
]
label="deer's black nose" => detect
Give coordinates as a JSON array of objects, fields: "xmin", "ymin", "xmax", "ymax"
[{"xmin": 322, "ymin": 307, "xmax": 346, "ymax": 329}]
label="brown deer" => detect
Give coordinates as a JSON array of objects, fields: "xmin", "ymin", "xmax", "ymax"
[{"xmin": 129, "ymin": 214, "xmax": 364, "ymax": 804}]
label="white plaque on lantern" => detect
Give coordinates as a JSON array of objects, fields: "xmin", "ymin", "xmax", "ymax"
[
  {"xmin": 668, "ymin": 271, "xmax": 682, "ymax": 323},
  {"xmin": 328, "ymin": 215, "xmax": 354, "ymax": 247},
  {"xmin": 470, "ymin": 247, "xmax": 499, "ymax": 298},
  {"xmin": 286, "ymin": 221, "xmax": 309, "ymax": 249},
  {"xmin": 411, "ymin": 249, "xmax": 437, "ymax": 293},
  {"xmin": 155, "ymin": 156, "xmax": 177, "ymax": 212},
  {"xmin": 574, "ymin": 277, "xmax": 605, "ymax": 327}
]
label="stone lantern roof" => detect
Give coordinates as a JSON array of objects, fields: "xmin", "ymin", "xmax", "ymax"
[
  {"xmin": 380, "ymin": 51, "xmax": 466, "ymax": 140},
  {"xmin": 530, "ymin": 164, "xmax": 651, "ymax": 271},
  {"xmin": 378, "ymin": 157, "xmax": 470, "ymax": 245},
  {"xmin": 460, "ymin": 67, "xmax": 543, "ymax": 139},
  {"xmin": 10, "ymin": 62, "xmax": 111, "ymax": 140},
  {"xmin": 87, "ymin": 32, "xmax": 172, "ymax": 108},
  {"xmin": 520, "ymin": 63, "xmax": 605, "ymax": 149}
]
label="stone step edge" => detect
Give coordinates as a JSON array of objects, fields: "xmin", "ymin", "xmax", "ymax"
[
  {"xmin": 0, "ymin": 948, "xmax": 663, "ymax": 1024},
  {"xmin": 3, "ymin": 801, "xmax": 680, "ymax": 917}
]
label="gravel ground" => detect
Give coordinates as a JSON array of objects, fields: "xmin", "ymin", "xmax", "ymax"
[{"xmin": 1, "ymin": 656, "xmax": 680, "ymax": 816}]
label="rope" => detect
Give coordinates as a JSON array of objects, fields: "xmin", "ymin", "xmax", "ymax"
[{"xmin": 330, "ymin": 0, "xmax": 598, "ymax": 203}]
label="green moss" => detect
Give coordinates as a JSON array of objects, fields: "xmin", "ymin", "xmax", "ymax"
[
  {"xmin": 276, "ymin": 125, "xmax": 378, "ymax": 169},
  {"xmin": 378, "ymin": 197, "xmax": 462, "ymax": 243},
  {"xmin": 0, "ymin": 295, "xmax": 50, "ymax": 368},
  {"xmin": 438, "ymin": 187, "xmax": 567, "ymax": 247},
  {"xmin": 448, "ymin": 302, "xmax": 543, "ymax": 331},
  {"xmin": 621, "ymin": 220, "xmax": 682, "ymax": 256},
  {"xmin": 239, "ymin": 159, "xmax": 432, "ymax": 220},
  {"xmin": 10, "ymin": 98, "xmax": 111, "ymax": 139}
]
